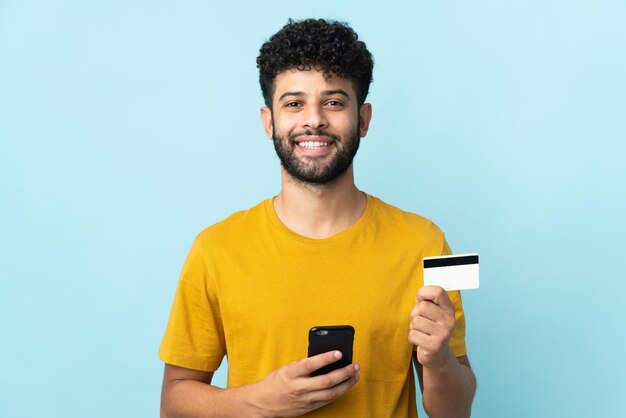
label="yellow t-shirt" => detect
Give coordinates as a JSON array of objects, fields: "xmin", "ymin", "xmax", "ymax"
[{"xmin": 159, "ymin": 194, "xmax": 467, "ymax": 417}]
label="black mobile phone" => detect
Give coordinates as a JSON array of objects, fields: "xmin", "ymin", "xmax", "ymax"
[{"xmin": 307, "ymin": 325, "xmax": 355, "ymax": 377}]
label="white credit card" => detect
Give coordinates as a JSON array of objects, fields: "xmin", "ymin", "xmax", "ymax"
[{"xmin": 423, "ymin": 253, "xmax": 479, "ymax": 291}]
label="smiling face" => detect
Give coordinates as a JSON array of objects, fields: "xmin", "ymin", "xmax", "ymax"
[{"xmin": 261, "ymin": 69, "xmax": 372, "ymax": 185}]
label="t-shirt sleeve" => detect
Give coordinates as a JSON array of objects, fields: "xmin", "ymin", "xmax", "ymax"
[
  {"xmin": 441, "ymin": 239, "xmax": 468, "ymax": 357},
  {"xmin": 158, "ymin": 237, "xmax": 226, "ymax": 372}
]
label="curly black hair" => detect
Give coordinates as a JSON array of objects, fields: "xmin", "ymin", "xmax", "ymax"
[{"xmin": 257, "ymin": 18, "xmax": 374, "ymax": 108}]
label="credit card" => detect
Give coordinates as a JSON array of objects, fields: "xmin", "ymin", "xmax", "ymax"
[{"xmin": 423, "ymin": 253, "xmax": 479, "ymax": 291}]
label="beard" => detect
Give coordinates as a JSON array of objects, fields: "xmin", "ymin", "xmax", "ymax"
[{"xmin": 272, "ymin": 121, "xmax": 361, "ymax": 185}]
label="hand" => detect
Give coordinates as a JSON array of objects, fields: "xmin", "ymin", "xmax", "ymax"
[
  {"xmin": 408, "ymin": 286, "xmax": 456, "ymax": 369},
  {"xmin": 249, "ymin": 350, "xmax": 360, "ymax": 418}
]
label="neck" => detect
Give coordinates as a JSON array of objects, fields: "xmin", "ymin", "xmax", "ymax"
[{"xmin": 273, "ymin": 166, "xmax": 367, "ymax": 239}]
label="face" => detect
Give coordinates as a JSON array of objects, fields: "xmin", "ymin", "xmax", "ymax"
[{"xmin": 261, "ymin": 69, "xmax": 372, "ymax": 185}]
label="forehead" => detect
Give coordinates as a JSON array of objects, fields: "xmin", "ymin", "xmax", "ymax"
[{"xmin": 273, "ymin": 69, "xmax": 355, "ymax": 100}]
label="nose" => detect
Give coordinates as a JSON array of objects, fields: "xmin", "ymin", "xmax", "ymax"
[{"xmin": 302, "ymin": 104, "xmax": 328, "ymax": 130}]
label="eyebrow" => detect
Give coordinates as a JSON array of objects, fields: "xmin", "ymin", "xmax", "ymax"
[
  {"xmin": 278, "ymin": 89, "xmax": 351, "ymax": 102},
  {"xmin": 278, "ymin": 91, "xmax": 305, "ymax": 101},
  {"xmin": 322, "ymin": 89, "xmax": 350, "ymax": 99}
]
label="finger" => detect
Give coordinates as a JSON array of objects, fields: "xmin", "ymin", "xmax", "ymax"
[
  {"xmin": 294, "ymin": 351, "xmax": 342, "ymax": 378},
  {"xmin": 409, "ymin": 328, "xmax": 431, "ymax": 346},
  {"xmin": 410, "ymin": 320, "xmax": 453, "ymax": 349},
  {"xmin": 409, "ymin": 328, "xmax": 443, "ymax": 351},
  {"xmin": 417, "ymin": 285, "xmax": 447, "ymax": 304},
  {"xmin": 307, "ymin": 363, "xmax": 360, "ymax": 390},
  {"xmin": 410, "ymin": 299, "xmax": 442, "ymax": 319},
  {"xmin": 417, "ymin": 299, "xmax": 445, "ymax": 321},
  {"xmin": 411, "ymin": 304, "xmax": 456, "ymax": 338},
  {"xmin": 417, "ymin": 345, "xmax": 434, "ymax": 361},
  {"xmin": 417, "ymin": 286, "xmax": 454, "ymax": 310},
  {"xmin": 306, "ymin": 370, "xmax": 360, "ymax": 403},
  {"xmin": 410, "ymin": 315, "xmax": 437, "ymax": 335}
]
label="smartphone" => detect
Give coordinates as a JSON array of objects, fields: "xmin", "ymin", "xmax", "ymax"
[{"xmin": 307, "ymin": 325, "xmax": 355, "ymax": 377}]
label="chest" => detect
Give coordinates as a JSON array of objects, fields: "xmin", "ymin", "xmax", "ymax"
[{"xmin": 212, "ymin": 241, "xmax": 423, "ymax": 380}]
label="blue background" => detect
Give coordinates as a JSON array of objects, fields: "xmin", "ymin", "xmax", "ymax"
[{"xmin": 1, "ymin": 0, "xmax": 625, "ymax": 416}]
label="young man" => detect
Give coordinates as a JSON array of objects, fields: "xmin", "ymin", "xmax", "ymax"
[{"xmin": 159, "ymin": 19, "xmax": 476, "ymax": 418}]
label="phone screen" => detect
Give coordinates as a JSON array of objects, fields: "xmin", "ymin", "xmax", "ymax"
[{"xmin": 307, "ymin": 325, "xmax": 355, "ymax": 376}]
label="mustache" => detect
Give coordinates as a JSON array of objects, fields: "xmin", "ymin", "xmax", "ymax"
[{"xmin": 288, "ymin": 129, "xmax": 341, "ymax": 142}]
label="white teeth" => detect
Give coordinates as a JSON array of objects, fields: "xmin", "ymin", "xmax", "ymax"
[{"xmin": 298, "ymin": 141, "xmax": 330, "ymax": 148}]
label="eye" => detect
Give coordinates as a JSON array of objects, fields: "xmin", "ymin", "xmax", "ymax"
[
  {"xmin": 284, "ymin": 101, "xmax": 301, "ymax": 108},
  {"xmin": 325, "ymin": 100, "xmax": 341, "ymax": 107}
]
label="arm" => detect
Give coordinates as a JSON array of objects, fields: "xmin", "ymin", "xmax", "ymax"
[
  {"xmin": 160, "ymin": 351, "xmax": 360, "ymax": 418},
  {"xmin": 160, "ymin": 364, "xmax": 253, "ymax": 418},
  {"xmin": 409, "ymin": 286, "xmax": 476, "ymax": 418},
  {"xmin": 414, "ymin": 353, "xmax": 476, "ymax": 418}
]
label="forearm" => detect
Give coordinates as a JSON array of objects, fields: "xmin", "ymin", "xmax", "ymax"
[
  {"xmin": 161, "ymin": 380, "xmax": 263, "ymax": 418},
  {"xmin": 422, "ymin": 351, "xmax": 476, "ymax": 418}
]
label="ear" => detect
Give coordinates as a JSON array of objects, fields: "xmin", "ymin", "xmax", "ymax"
[
  {"xmin": 260, "ymin": 107, "xmax": 273, "ymax": 140},
  {"xmin": 358, "ymin": 103, "xmax": 372, "ymax": 138}
]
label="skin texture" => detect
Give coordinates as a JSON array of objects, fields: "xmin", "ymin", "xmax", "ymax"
[
  {"xmin": 160, "ymin": 69, "xmax": 476, "ymax": 417},
  {"xmin": 260, "ymin": 69, "xmax": 371, "ymax": 239},
  {"xmin": 409, "ymin": 286, "xmax": 477, "ymax": 418},
  {"xmin": 270, "ymin": 108, "xmax": 361, "ymax": 185},
  {"xmin": 161, "ymin": 351, "xmax": 360, "ymax": 418},
  {"xmin": 267, "ymin": 68, "xmax": 364, "ymax": 185}
]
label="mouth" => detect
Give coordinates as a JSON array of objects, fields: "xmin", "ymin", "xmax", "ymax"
[
  {"xmin": 296, "ymin": 140, "xmax": 332, "ymax": 149},
  {"xmin": 293, "ymin": 135, "xmax": 335, "ymax": 150}
]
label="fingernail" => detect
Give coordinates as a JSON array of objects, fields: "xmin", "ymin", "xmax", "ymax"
[
  {"xmin": 334, "ymin": 351, "xmax": 342, "ymax": 359},
  {"xmin": 354, "ymin": 364, "xmax": 360, "ymax": 372},
  {"xmin": 355, "ymin": 374, "xmax": 360, "ymax": 381}
]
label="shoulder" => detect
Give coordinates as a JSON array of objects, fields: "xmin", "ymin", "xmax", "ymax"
[
  {"xmin": 194, "ymin": 199, "xmax": 269, "ymax": 247},
  {"xmin": 174, "ymin": 199, "xmax": 273, "ymax": 285},
  {"xmin": 368, "ymin": 194, "xmax": 446, "ymax": 247},
  {"xmin": 370, "ymin": 195, "xmax": 443, "ymax": 232}
]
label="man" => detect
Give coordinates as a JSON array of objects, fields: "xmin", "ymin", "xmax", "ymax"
[{"xmin": 159, "ymin": 18, "xmax": 476, "ymax": 417}]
